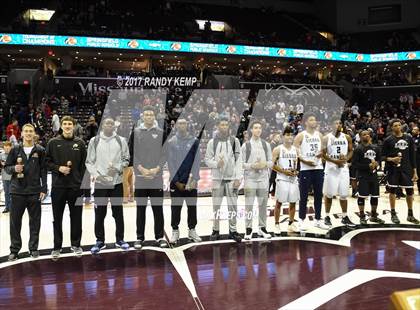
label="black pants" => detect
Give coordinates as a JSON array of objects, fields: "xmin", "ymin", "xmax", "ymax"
[
  {"xmin": 299, "ymin": 170, "xmax": 324, "ymax": 220},
  {"xmin": 82, "ymin": 170, "xmax": 92, "ymax": 202},
  {"xmin": 170, "ymin": 186, "xmax": 197, "ymax": 230},
  {"xmin": 269, "ymin": 170, "xmax": 277, "ymax": 195},
  {"xmin": 51, "ymin": 188, "xmax": 83, "ymax": 250},
  {"xmin": 10, "ymin": 194, "xmax": 41, "ymax": 254},
  {"xmin": 135, "ymin": 188, "xmax": 164, "ymax": 241},
  {"xmin": 417, "ymin": 164, "xmax": 420, "ymax": 194},
  {"xmin": 94, "ymin": 183, "xmax": 124, "ymax": 243}
]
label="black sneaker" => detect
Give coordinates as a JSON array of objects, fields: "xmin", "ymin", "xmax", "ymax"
[
  {"xmin": 8, "ymin": 253, "xmax": 18, "ymax": 261},
  {"xmin": 229, "ymin": 231, "xmax": 242, "ymax": 243},
  {"xmin": 210, "ymin": 230, "xmax": 220, "ymax": 241},
  {"xmin": 134, "ymin": 240, "xmax": 143, "ymax": 250},
  {"xmin": 157, "ymin": 238, "xmax": 169, "ymax": 248},
  {"xmin": 30, "ymin": 250, "xmax": 40, "ymax": 258},
  {"xmin": 2, "ymin": 209, "xmax": 9, "ymax": 214},
  {"xmin": 369, "ymin": 216, "xmax": 385, "ymax": 224},
  {"xmin": 341, "ymin": 216, "xmax": 356, "ymax": 227},
  {"xmin": 324, "ymin": 216, "xmax": 332, "ymax": 226},
  {"xmin": 360, "ymin": 216, "xmax": 367, "ymax": 225},
  {"xmin": 407, "ymin": 216, "xmax": 420, "ymax": 225},
  {"xmin": 244, "ymin": 228, "xmax": 253, "ymax": 240},
  {"xmin": 391, "ymin": 213, "xmax": 400, "ymax": 224}
]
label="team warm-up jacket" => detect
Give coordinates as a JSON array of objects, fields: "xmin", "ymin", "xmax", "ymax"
[
  {"xmin": 46, "ymin": 135, "xmax": 87, "ymax": 189},
  {"xmin": 128, "ymin": 124, "xmax": 167, "ymax": 180},
  {"xmin": 167, "ymin": 133, "xmax": 201, "ymax": 185},
  {"xmin": 5, "ymin": 144, "xmax": 48, "ymax": 195}
]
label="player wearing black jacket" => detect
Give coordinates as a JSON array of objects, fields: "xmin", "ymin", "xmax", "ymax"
[
  {"xmin": 5, "ymin": 124, "xmax": 47, "ymax": 261},
  {"xmin": 351, "ymin": 130, "xmax": 384, "ymax": 225},
  {"xmin": 128, "ymin": 106, "xmax": 168, "ymax": 249},
  {"xmin": 46, "ymin": 116, "xmax": 87, "ymax": 258},
  {"xmin": 382, "ymin": 119, "xmax": 418, "ymax": 224}
]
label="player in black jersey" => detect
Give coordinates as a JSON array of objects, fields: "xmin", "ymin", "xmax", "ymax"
[
  {"xmin": 382, "ymin": 119, "xmax": 419, "ymax": 224},
  {"xmin": 412, "ymin": 126, "xmax": 420, "ymax": 194},
  {"xmin": 352, "ymin": 130, "xmax": 384, "ymax": 225},
  {"xmin": 349, "ymin": 129, "xmax": 359, "ymax": 198}
]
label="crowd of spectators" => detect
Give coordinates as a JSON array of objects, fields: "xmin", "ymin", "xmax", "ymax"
[{"xmin": 1, "ymin": 66, "xmax": 419, "ymax": 159}]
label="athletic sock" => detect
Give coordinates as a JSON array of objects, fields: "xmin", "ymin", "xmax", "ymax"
[
  {"xmin": 342, "ymin": 212, "xmax": 347, "ymax": 217},
  {"xmin": 408, "ymin": 209, "xmax": 413, "ymax": 217},
  {"xmin": 371, "ymin": 206, "xmax": 377, "ymax": 214},
  {"xmin": 326, "ymin": 213, "xmax": 330, "ymax": 217}
]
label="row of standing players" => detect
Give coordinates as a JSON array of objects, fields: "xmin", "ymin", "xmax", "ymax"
[{"xmin": 4, "ymin": 108, "xmax": 419, "ymax": 261}]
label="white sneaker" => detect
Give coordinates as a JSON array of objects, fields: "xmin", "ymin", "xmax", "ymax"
[
  {"xmin": 188, "ymin": 228, "xmax": 202, "ymax": 243},
  {"xmin": 314, "ymin": 220, "xmax": 330, "ymax": 230},
  {"xmin": 170, "ymin": 229, "xmax": 180, "ymax": 244},
  {"xmin": 51, "ymin": 249, "xmax": 62, "ymax": 259},
  {"xmin": 274, "ymin": 224, "xmax": 281, "ymax": 235},
  {"xmin": 257, "ymin": 227, "xmax": 272, "ymax": 239},
  {"xmin": 288, "ymin": 223, "xmax": 299, "ymax": 233},
  {"xmin": 244, "ymin": 228, "xmax": 253, "ymax": 240},
  {"xmin": 298, "ymin": 220, "xmax": 307, "ymax": 231}
]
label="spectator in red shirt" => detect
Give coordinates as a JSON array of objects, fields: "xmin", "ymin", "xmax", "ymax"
[{"xmin": 6, "ymin": 119, "xmax": 20, "ymax": 140}]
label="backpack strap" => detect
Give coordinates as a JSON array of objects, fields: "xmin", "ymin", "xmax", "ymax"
[
  {"xmin": 214, "ymin": 136, "xmax": 239, "ymax": 162},
  {"xmin": 213, "ymin": 137, "xmax": 219, "ymax": 157},
  {"xmin": 245, "ymin": 140, "xmax": 268, "ymax": 162},
  {"xmin": 94, "ymin": 135, "xmax": 122, "ymax": 151},
  {"xmin": 93, "ymin": 136, "xmax": 100, "ymax": 150},
  {"xmin": 115, "ymin": 135, "xmax": 122, "ymax": 149},
  {"xmin": 245, "ymin": 141, "xmax": 251, "ymax": 162},
  {"xmin": 230, "ymin": 136, "xmax": 238, "ymax": 162}
]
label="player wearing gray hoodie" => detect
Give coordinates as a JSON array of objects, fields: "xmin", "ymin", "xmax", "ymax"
[{"xmin": 85, "ymin": 117, "xmax": 130, "ymax": 254}]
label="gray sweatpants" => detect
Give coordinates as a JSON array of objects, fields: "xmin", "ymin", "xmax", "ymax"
[
  {"xmin": 244, "ymin": 180, "xmax": 269, "ymax": 229},
  {"xmin": 212, "ymin": 180, "xmax": 238, "ymax": 232}
]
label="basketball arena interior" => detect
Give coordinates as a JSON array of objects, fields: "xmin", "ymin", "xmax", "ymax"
[{"xmin": 0, "ymin": 1, "xmax": 419, "ymax": 309}]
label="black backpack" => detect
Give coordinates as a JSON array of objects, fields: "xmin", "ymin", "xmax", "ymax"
[
  {"xmin": 93, "ymin": 135, "xmax": 122, "ymax": 151},
  {"xmin": 245, "ymin": 140, "xmax": 269, "ymax": 163},
  {"xmin": 213, "ymin": 136, "xmax": 239, "ymax": 162}
]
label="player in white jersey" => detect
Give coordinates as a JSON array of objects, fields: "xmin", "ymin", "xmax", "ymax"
[
  {"xmin": 272, "ymin": 126, "xmax": 299, "ymax": 234},
  {"xmin": 294, "ymin": 113, "xmax": 329, "ymax": 231},
  {"xmin": 322, "ymin": 119, "xmax": 355, "ymax": 227}
]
